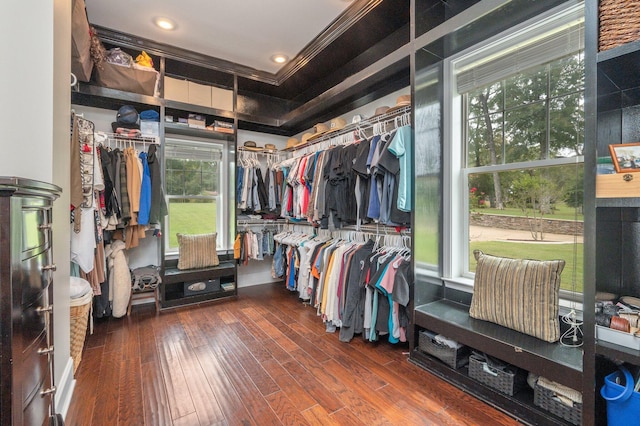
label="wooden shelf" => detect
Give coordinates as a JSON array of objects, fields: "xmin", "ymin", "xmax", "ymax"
[
  {"xmin": 164, "ymin": 123, "xmax": 234, "ymax": 141},
  {"xmin": 161, "ymin": 262, "xmax": 237, "ymax": 309},
  {"xmin": 160, "ymin": 287, "xmax": 236, "ymax": 309},
  {"xmin": 164, "ymin": 99, "xmax": 234, "ymax": 120},
  {"xmin": 597, "ymin": 41, "xmax": 640, "ymax": 91},
  {"xmin": 595, "ymin": 197, "xmax": 640, "ymax": 208},
  {"xmin": 72, "ymin": 84, "xmax": 162, "ymax": 109},
  {"xmin": 596, "ymin": 340, "xmax": 640, "ymax": 365},
  {"xmin": 163, "ymin": 262, "xmax": 236, "ymax": 284},
  {"xmin": 409, "ymin": 350, "xmax": 573, "ymax": 426}
]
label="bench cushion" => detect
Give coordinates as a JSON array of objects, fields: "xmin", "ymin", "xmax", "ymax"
[
  {"xmin": 177, "ymin": 232, "xmax": 219, "ymax": 270},
  {"xmin": 469, "ymin": 250, "xmax": 565, "ymax": 343}
]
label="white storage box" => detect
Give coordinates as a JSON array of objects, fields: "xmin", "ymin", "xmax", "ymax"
[
  {"xmin": 211, "ymin": 86, "xmax": 233, "ymax": 111},
  {"xmin": 164, "ymin": 77, "xmax": 189, "ymax": 103},
  {"xmin": 188, "ymin": 81, "xmax": 213, "ymax": 107}
]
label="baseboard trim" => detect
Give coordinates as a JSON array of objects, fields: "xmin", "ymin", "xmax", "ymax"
[{"xmin": 55, "ymin": 357, "xmax": 76, "ymax": 419}]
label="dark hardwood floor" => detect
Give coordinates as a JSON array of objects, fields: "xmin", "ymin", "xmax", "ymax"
[{"xmin": 65, "ymin": 283, "xmax": 522, "ymax": 426}]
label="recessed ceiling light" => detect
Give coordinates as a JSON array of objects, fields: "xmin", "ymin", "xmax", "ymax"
[
  {"xmin": 271, "ymin": 54, "xmax": 289, "ymax": 64},
  {"xmin": 154, "ymin": 17, "xmax": 176, "ymax": 31}
]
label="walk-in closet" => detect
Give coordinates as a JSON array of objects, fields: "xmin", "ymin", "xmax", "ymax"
[{"xmin": 4, "ymin": 0, "xmax": 640, "ymax": 424}]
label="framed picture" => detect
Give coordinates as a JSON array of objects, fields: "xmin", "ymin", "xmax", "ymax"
[{"xmin": 609, "ymin": 143, "xmax": 640, "ymax": 173}]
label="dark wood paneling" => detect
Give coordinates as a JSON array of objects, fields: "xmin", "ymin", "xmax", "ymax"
[{"xmin": 237, "ymin": 0, "xmax": 410, "ymax": 101}]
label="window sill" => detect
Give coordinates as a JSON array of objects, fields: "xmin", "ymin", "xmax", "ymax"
[{"xmin": 438, "ymin": 276, "xmax": 583, "ymax": 315}]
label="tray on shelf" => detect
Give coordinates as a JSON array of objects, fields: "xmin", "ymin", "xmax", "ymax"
[{"xmin": 596, "ymin": 325, "xmax": 640, "ymax": 350}]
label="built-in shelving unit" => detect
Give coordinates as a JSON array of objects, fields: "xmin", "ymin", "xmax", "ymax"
[
  {"xmin": 72, "ymin": 47, "xmax": 239, "ymax": 308},
  {"xmin": 585, "ymin": 1, "xmax": 640, "ymax": 424},
  {"xmin": 410, "ymin": 1, "xmax": 591, "ymax": 425}
]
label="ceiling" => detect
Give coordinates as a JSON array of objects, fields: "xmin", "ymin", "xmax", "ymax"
[
  {"xmin": 82, "ymin": 0, "xmax": 411, "ymax": 134},
  {"xmin": 85, "ymin": 0, "xmax": 355, "ymax": 74}
]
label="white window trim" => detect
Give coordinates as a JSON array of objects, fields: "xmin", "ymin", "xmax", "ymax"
[
  {"xmin": 164, "ymin": 136, "xmax": 231, "ymax": 255},
  {"xmin": 442, "ymin": 2, "xmax": 585, "ymax": 291}
]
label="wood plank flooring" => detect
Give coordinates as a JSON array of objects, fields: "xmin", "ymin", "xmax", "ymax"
[{"xmin": 65, "ymin": 283, "xmax": 523, "ymax": 426}]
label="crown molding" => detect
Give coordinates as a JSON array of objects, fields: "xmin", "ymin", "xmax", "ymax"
[
  {"xmin": 274, "ymin": 0, "xmax": 384, "ymax": 83},
  {"xmin": 92, "ymin": 0, "xmax": 383, "ymax": 86}
]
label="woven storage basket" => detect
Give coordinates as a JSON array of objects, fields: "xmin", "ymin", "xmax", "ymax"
[
  {"xmin": 534, "ymin": 383, "xmax": 582, "ymax": 425},
  {"xmin": 599, "ymin": 0, "xmax": 640, "ymax": 52},
  {"xmin": 70, "ymin": 290, "xmax": 93, "ymax": 375},
  {"xmin": 468, "ymin": 353, "xmax": 526, "ymax": 396},
  {"xmin": 418, "ymin": 330, "xmax": 470, "ymax": 369}
]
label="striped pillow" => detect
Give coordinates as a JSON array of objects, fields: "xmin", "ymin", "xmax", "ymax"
[
  {"xmin": 469, "ymin": 250, "xmax": 565, "ymax": 343},
  {"xmin": 177, "ymin": 233, "xmax": 220, "ymax": 270}
]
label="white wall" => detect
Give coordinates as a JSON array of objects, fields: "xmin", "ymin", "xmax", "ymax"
[
  {"xmin": 1, "ymin": 0, "xmax": 74, "ymax": 417},
  {"xmin": 236, "ymin": 130, "xmax": 287, "ymax": 287},
  {"xmin": 238, "ymin": 255, "xmax": 281, "ymax": 287},
  {"xmin": 237, "ymin": 129, "xmax": 288, "ymax": 151},
  {"xmin": 71, "ymin": 105, "xmax": 119, "ymax": 132},
  {"xmin": 52, "ymin": 0, "xmax": 74, "ymax": 415},
  {"xmin": 1, "ymin": 4, "xmax": 56, "ymax": 180}
]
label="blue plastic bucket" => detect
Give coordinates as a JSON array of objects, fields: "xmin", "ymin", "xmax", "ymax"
[{"xmin": 600, "ymin": 366, "xmax": 640, "ymax": 426}]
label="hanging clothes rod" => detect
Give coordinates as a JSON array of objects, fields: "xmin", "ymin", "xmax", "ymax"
[
  {"xmin": 284, "ymin": 105, "xmax": 411, "ymax": 154},
  {"xmin": 95, "ymin": 131, "xmax": 159, "ymax": 150},
  {"xmin": 239, "ymin": 219, "xmax": 285, "ymax": 226},
  {"xmin": 280, "ymin": 220, "xmax": 411, "ymax": 241},
  {"xmin": 237, "ymin": 147, "xmax": 285, "ymax": 155}
]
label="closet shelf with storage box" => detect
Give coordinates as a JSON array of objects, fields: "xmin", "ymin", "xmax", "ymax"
[
  {"xmin": 162, "ymin": 260, "xmax": 237, "ymax": 309},
  {"xmin": 72, "ymin": 35, "xmax": 240, "ymax": 310}
]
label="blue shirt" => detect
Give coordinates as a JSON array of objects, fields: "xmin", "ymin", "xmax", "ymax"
[{"xmin": 388, "ymin": 126, "xmax": 412, "ymax": 212}]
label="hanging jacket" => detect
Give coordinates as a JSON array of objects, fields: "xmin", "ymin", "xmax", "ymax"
[
  {"xmin": 147, "ymin": 144, "xmax": 168, "ymax": 224},
  {"xmin": 106, "ymin": 239, "xmax": 130, "ymax": 318}
]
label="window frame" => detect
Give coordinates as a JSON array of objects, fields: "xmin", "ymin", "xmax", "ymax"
[
  {"xmin": 163, "ymin": 135, "xmax": 233, "ymax": 256},
  {"xmin": 441, "ymin": 4, "xmax": 585, "ymax": 300}
]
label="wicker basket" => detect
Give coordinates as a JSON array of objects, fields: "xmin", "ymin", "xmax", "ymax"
[
  {"xmin": 599, "ymin": 0, "xmax": 640, "ymax": 52},
  {"xmin": 534, "ymin": 383, "xmax": 582, "ymax": 425},
  {"xmin": 418, "ymin": 330, "xmax": 470, "ymax": 369},
  {"xmin": 70, "ymin": 290, "xmax": 93, "ymax": 375},
  {"xmin": 468, "ymin": 353, "xmax": 526, "ymax": 396}
]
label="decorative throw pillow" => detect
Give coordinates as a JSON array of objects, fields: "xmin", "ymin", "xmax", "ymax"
[
  {"xmin": 469, "ymin": 250, "xmax": 565, "ymax": 343},
  {"xmin": 177, "ymin": 233, "xmax": 220, "ymax": 270}
]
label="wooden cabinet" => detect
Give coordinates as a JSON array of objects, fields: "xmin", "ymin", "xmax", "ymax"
[{"xmin": 0, "ymin": 177, "xmax": 61, "ymax": 425}]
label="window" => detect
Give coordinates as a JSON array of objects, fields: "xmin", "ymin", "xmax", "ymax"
[
  {"xmin": 445, "ymin": 4, "xmax": 584, "ymax": 296},
  {"xmin": 164, "ymin": 137, "xmax": 229, "ymax": 254}
]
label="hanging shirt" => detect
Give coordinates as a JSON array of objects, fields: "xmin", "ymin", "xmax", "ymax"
[
  {"xmin": 388, "ymin": 125, "xmax": 412, "ymax": 212},
  {"xmin": 138, "ymin": 151, "xmax": 152, "ymax": 225}
]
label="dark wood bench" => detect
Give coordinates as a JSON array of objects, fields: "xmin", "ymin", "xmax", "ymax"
[
  {"xmin": 411, "ymin": 298, "xmax": 583, "ymax": 425},
  {"xmin": 161, "ymin": 259, "xmax": 237, "ymax": 308},
  {"xmin": 413, "ymin": 299, "xmax": 582, "ymax": 388}
]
